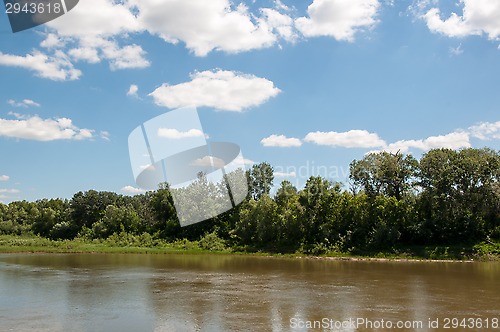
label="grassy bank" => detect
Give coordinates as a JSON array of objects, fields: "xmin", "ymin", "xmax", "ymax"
[{"xmin": 0, "ymin": 234, "xmax": 499, "ymax": 261}]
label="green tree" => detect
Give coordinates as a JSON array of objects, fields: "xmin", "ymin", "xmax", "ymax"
[
  {"xmin": 3, "ymin": 201, "xmax": 39, "ymax": 234},
  {"xmin": 418, "ymin": 148, "xmax": 500, "ymax": 243},
  {"xmin": 350, "ymin": 151, "xmax": 418, "ymax": 200},
  {"xmin": 234, "ymin": 195, "xmax": 279, "ymax": 246},
  {"xmin": 277, "ymin": 191, "xmax": 304, "ymax": 248},
  {"xmin": 298, "ymin": 176, "xmax": 341, "ymax": 246},
  {"xmin": 247, "ymin": 162, "xmax": 274, "ymax": 200},
  {"xmin": 149, "ymin": 183, "xmax": 180, "ymax": 239},
  {"xmin": 92, "ymin": 204, "xmax": 141, "ymax": 238},
  {"xmin": 274, "ymin": 180, "xmax": 298, "ymax": 207},
  {"xmin": 31, "ymin": 198, "xmax": 71, "ymax": 239},
  {"xmin": 70, "ymin": 190, "xmax": 124, "ymax": 233}
]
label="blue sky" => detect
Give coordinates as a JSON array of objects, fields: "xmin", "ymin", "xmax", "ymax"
[{"xmin": 1, "ymin": 0, "xmax": 500, "ymax": 203}]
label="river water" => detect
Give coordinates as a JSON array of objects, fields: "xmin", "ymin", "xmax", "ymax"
[{"xmin": 0, "ymin": 254, "xmax": 499, "ymax": 331}]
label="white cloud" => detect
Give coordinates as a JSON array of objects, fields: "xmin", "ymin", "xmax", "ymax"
[
  {"xmin": 68, "ymin": 36, "xmax": 150, "ymax": 70},
  {"xmin": 0, "ymin": 114, "xmax": 95, "ymax": 141},
  {"xmin": 121, "ymin": 186, "xmax": 146, "ymax": 194},
  {"xmin": 229, "ymin": 157, "xmax": 255, "ymax": 169},
  {"xmin": 127, "ymin": 84, "xmax": 139, "ymax": 98},
  {"xmin": 5, "ymin": 0, "xmax": 391, "ymax": 80},
  {"xmin": 40, "ymin": 33, "xmax": 66, "ymax": 49},
  {"xmin": 261, "ymin": 134, "xmax": 302, "ymax": 147},
  {"xmin": 41, "ymin": 0, "xmax": 149, "ymax": 72},
  {"xmin": 7, "ymin": 99, "xmax": 41, "ymax": 108},
  {"xmin": 149, "ymin": 70, "xmax": 281, "ymax": 112},
  {"xmin": 100, "ymin": 42, "xmax": 150, "ymax": 70},
  {"xmin": 132, "ymin": 0, "xmax": 278, "ymax": 56},
  {"xmin": 304, "ymin": 130, "xmax": 386, "ymax": 148},
  {"xmin": 46, "ymin": 0, "xmax": 142, "ymax": 37},
  {"xmin": 261, "ymin": 8, "xmax": 297, "ymax": 41},
  {"xmin": 421, "ymin": 131, "xmax": 471, "ymax": 149},
  {"xmin": 0, "ymin": 189, "xmax": 20, "ymax": 193},
  {"xmin": 68, "ymin": 47, "xmax": 100, "ymax": 64},
  {"xmin": 190, "ymin": 156, "xmax": 226, "ymax": 168},
  {"xmin": 421, "ymin": 0, "xmax": 500, "ymax": 40},
  {"xmin": 158, "ymin": 128, "xmax": 205, "ymax": 139},
  {"xmin": 275, "ymin": 171, "xmax": 297, "ymax": 177},
  {"xmin": 301, "ymin": 120, "xmax": 498, "ymax": 154},
  {"xmin": 380, "ymin": 120, "xmax": 500, "ymax": 154},
  {"xmin": 44, "ymin": 0, "xmax": 294, "ymax": 58},
  {"xmin": 295, "ymin": 0, "xmax": 380, "ymax": 41},
  {"xmin": 274, "ymin": 0, "xmax": 291, "ymax": 12},
  {"xmin": 0, "ymin": 50, "xmax": 81, "ymax": 81},
  {"xmin": 0, "ymin": 175, "xmax": 9, "ymax": 181},
  {"xmin": 382, "ymin": 131, "xmax": 471, "ymax": 153},
  {"xmin": 469, "ymin": 120, "xmax": 500, "ymax": 140}
]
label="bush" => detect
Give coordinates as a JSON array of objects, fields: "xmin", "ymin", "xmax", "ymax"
[
  {"xmin": 198, "ymin": 231, "xmax": 227, "ymax": 251},
  {"xmin": 0, "ymin": 220, "xmax": 24, "ymax": 235}
]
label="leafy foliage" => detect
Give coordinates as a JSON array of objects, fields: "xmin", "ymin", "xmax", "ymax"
[{"xmin": 0, "ymin": 150, "xmax": 498, "ymax": 254}]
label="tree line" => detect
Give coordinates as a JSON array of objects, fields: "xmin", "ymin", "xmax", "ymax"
[{"xmin": 0, "ymin": 148, "xmax": 499, "ymax": 254}]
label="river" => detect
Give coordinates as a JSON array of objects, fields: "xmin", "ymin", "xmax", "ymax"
[{"xmin": 0, "ymin": 254, "xmax": 499, "ymax": 331}]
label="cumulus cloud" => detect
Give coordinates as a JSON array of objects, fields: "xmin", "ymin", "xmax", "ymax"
[
  {"xmin": 47, "ymin": 0, "xmax": 142, "ymax": 37},
  {"xmin": 419, "ymin": 0, "xmax": 500, "ymax": 40},
  {"xmin": 295, "ymin": 0, "xmax": 380, "ymax": 41},
  {"xmin": 43, "ymin": 0, "xmax": 297, "ymax": 58},
  {"xmin": 4, "ymin": 0, "xmax": 390, "ymax": 80},
  {"xmin": 285, "ymin": 120, "xmax": 499, "ymax": 154},
  {"xmin": 382, "ymin": 131, "xmax": 471, "ymax": 154},
  {"xmin": 261, "ymin": 8, "xmax": 297, "ymax": 41},
  {"xmin": 0, "ymin": 175, "xmax": 9, "ymax": 181},
  {"xmin": 261, "ymin": 134, "xmax": 302, "ymax": 147},
  {"xmin": 67, "ymin": 36, "xmax": 150, "ymax": 70},
  {"xmin": 68, "ymin": 47, "xmax": 100, "ymax": 64},
  {"xmin": 34, "ymin": 1, "xmax": 149, "ymax": 73},
  {"xmin": 227, "ymin": 156, "xmax": 254, "ymax": 169},
  {"xmin": 132, "ymin": 0, "xmax": 278, "ymax": 56},
  {"xmin": 469, "ymin": 120, "xmax": 500, "ymax": 140},
  {"xmin": 40, "ymin": 33, "xmax": 66, "ymax": 49},
  {"xmin": 149, "ymin": 70, "xmax": 281, "ymax": 112},
  {"xmin": 3, "ymin": 0, "xmax": 392, "ymax": 80},
  {"xmin": 380, "ymin": 121, "xmax": 500, "ymax": 153},
  {"xmin": 158, "ymin": 128, "xmax": 205, "ymax": 139},
  {"xmin": 121, "ymin": 186, "xmax": 146, "ymax": 194},
  {"xmin": 127, "ymin": 84, "xmax": 139, "ymax": 97},
  {"xmin": 190, "ymin": 156, "xmax": 226, "ymax": 168},
  {"xmin": 0, "ymin": 114, "xmax": 95, "ymax": 141},
  {"xmin": 0, "ymin": 50, "xmax": 81, "ymax": 81},
  {"xmin": 304, "ymin": 129, "xmax": 386, "ymax": 148},
  {"xmin": 7, "ymin": 99, "xmax": 41, "ymax": 108}
]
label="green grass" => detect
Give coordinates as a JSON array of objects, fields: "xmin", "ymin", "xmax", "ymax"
[
  {"xmin": 0, "ymin": 234, "xmax": 498, "ymax": 261},
  {"xmin": 0, "ymin": 234, "xmax": 215, "ymax": 255}
]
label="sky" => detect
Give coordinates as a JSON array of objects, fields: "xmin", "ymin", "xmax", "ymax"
[{"xmin": 0, "ymin": 0, "xmax": 500, "ymax": 203}]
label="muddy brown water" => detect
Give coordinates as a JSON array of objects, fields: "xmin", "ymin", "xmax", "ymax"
[{"xmin": 0, "ymin": 254, "xmax": 499, "ymax": 331}]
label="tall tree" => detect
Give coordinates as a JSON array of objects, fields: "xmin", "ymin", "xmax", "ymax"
[
  {"xmin": 350, "ymin": 151, "xmax": 418, "ymax": 200},
  {"xmin": 149, "ymin": 183, "xmax": 180, "ymax": 239},
  {"xmin": 247, "ymin": 162, "xmax": 274, "ymax": 200},
  {"xmin": 274, "ymin": 180, "xmax": 298, "ymax": 207},
  {"xmin": 418, "ymin": 148, "xmax": 500, "ymax": 242}
]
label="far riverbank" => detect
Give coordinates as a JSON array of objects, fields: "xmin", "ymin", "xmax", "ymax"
[{"xmin": 1, "ymin": 234, "xmax": 498, "ymax": 262}]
